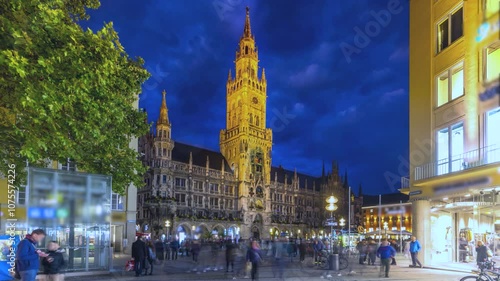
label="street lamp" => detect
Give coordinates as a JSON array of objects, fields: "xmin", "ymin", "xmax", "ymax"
[
  {"xmin": 325, "ymin": 195, "xmax": 338, "ymax": 254},
  {"xmin": 165, "ymin": 220, "xmax": 171, "ymax": 240},
  {"xmin": 383, "ymin": 221, "xmax": 388, "ymax": 238},
  {"xmin": 339, "ymin": 218, "xmax": 345, "ymax": 229}
]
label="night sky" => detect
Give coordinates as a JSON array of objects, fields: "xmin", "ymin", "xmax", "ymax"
[{"xmin": 83, "ymin": 0, "xmax": 410, "ymax": 196}]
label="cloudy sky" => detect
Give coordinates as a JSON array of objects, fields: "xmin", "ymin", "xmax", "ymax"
[{"xmin": 83, "ymin": 0, "xmax": 410, "ymax": 195}]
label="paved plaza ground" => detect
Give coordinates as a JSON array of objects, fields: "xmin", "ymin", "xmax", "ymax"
[{"xmin": 62, "ymin": 249, "xmax": 472, "ymax": 281}]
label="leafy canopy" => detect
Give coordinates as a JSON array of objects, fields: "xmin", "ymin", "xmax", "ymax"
[{"xmin": 0, "ymin": 0, "xmax": 151, "ymax": 193}]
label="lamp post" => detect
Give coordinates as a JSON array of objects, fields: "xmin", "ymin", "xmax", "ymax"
[
  {"xmin": 339, "ymin": 218, "xmax": 345, "ymax": 248},
  {"xmin": 165, "ymin": 220, "xmax": 171, "ymax": 241},
  {"xmin": 326, "ymin": 195, "xmax": 338, "ymax": 254},
  {"xmin": 383, "ymin": 221, "xmax": 388, "ymax": 238}
]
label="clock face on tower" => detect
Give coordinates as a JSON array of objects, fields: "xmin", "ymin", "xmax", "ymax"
[{"xmin": 252, "ymin": 97, "xmax": 258, "ymax": 104}]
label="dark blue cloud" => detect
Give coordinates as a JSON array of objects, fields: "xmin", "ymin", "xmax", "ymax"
[{"xmin": 83, "ymin": 0, "xmax": 410, "ymax": 195}]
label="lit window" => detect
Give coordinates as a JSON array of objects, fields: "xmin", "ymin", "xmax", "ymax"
[
  {"xmin": 485, "ymin": 0, "xmax": 499, "ymax": 19},
  {"xmin": 484, "ymin": 43, "xmax": 500, "ymax": 84},
  {"xmin": 436, "ymin": 62, "xmax": 464, "ymax": 107},
  {"xmin": 436, "ymin": 122, "xmax": 464, "ymax": 175},
  {"xmin": 111, "ymin": 193, "xmax": 123, "ymax": 210},
  {"xmin": 437, "ymin": 7, "xmax": 463, "ymax": 53},
  {"xmin": 486, "ymin": 107, "xmax": 500, "ymax": 163}
]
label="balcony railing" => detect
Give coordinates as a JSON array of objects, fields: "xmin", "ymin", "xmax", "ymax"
[
  {"xmin": 415, "ymin": 145, "xmax": 500, "ymax": 181},
  {"xmin": 401, "ymin": 176, "xmax": 410, "ymax": 189}
]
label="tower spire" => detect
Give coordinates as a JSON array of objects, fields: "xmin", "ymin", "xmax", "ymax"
[
  {"xmin": 243, "ymin": 6, "xmax": 252, "ymax": 38},
  {"xmin": 157, "ymin": 90, "xmax": 169, "ymax": 125}
]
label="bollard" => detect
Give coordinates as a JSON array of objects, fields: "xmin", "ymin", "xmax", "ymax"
[{"xmin": 329, "ymin": 254, "xmax": 339, "ymax": 271}]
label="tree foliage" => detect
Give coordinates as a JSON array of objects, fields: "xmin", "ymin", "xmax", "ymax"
[{"xmin": 0, "ymin": 0, "xmax": 150, "ymax": 193}]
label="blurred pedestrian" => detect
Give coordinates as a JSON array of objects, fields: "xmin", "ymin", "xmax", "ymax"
[
  {"xmin": 377, "ymin": 239, "xmax": 396, "ymax": 278},
  {"xmin": 131, "ymin": 235, "xmax": 147, "ymax": 277},
  {"xmin": 246, "ymin": 240, "xmax": 262, "ymax": 281},
  {"xmin": 409, "ymin": 236, "xmax": 422, "ymax": 268},
  {"xmin": 225, "ymin": 239, "xmax": 235, "ymax": 272},
  {"xmin": 154, "ymin": 237, "xmax": 164, "ymax": 264},
  {"xmin": 145, "ymin": 241, "xmax": 155, "ymax": 275},
  {"xmin": 170, "ymin": 238, "xmax": 179, "ymax": 260}
]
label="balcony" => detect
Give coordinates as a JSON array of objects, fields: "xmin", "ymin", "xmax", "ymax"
[
  {"xmin": 415, "ymin": 145, "xmax": 500, "ymax": 181},
  {"xmin": 401, "ymin": 176, "xmax": 410, "ymax": 188}
]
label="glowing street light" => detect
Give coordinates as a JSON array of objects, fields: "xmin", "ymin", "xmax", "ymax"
[{"xmin": 325, "ymin": 195, "xmax": 338, "ymax": 255}]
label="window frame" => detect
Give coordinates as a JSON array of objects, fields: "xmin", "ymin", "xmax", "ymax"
[
  {"xmin": 436, "ymin": 6, "xmax": 464, "ymax": 54},
  {"xmin": 435, "ymin": 61, "xmax": 464, "ymax": 107},
  {"xmin": 483, "ymin": 42, "xmax": 500, "ymax": 86},
  {"xmin": 435, "ymin": 121, "xmax": 465, "ymax": 175}
]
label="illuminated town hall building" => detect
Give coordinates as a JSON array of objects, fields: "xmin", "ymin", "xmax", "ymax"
[{"xmin": 137, "ymin": 8, "xmax": 362, "ymax": 241}]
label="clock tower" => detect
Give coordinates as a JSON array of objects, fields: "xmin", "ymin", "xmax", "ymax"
[{"xmin": 220, "ymin": 7, "xmax": 272, "ymax": 239}]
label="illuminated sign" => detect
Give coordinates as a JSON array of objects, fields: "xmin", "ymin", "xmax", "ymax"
[
  {"xmin": 433, "ymin": 177, "xmax": 491, "ymax": 195},
  {"xmin": 476, "ymin": 20, "xmax": 500, "ymax": 42}
]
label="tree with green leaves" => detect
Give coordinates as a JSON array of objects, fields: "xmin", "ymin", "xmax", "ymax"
[{"xmin": 0, "ymin": 0, "xmax": 150, "ymax": 193}]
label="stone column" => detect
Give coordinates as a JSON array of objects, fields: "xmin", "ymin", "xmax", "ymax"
[{"xmin": 411, "ymin": 198, "xmax": 431, "ymax": 266}]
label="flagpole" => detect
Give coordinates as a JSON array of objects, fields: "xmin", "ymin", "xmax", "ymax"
[
  {"xmin": 348, "ymin": 185, "xmax": 351, "ymax": 254},
  {"xmin": 400, "ymin": 200, "xmax": 403, "ymax": 253},
  {"xmin": 378, "ymin": 194, "xmax": 382, "ymax": 244}
]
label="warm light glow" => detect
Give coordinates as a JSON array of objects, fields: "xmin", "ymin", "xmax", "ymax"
[
  {"xmin": 326, "ymin": 196, "xmax": 338, "ymax": 204},
  {"xmin": 165, "ymin": 220, "xmax": 171, "ymax": 227},
  {"xmin": 326, "ymin": 204, "xmax": 338, "ymax": 211}
]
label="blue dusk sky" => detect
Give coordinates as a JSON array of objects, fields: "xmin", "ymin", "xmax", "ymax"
[{"xmin": 83, "ymin": 0, "xmax": 410, "ymax": 196}]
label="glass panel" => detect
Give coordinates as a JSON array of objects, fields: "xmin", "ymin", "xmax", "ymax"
[
  {"xmin": 437, "ymin": 74, "xmax": 449, "ymax": 106},
  {"xmin": 486, "ymin": 0, "xmax": 499, "ymax": 18},
  {"xmin": 451, "ymin": 68, "xmax": 464, "ymax": 100},
  {"xmin": 451, "ymin": 8, "xmax": 464, "ymax": 43},
  {"xmin": 437, "ymin": 127, "xmax": 450, "ymax": 175},
  {"xmin": 438, "ymin": 19, "xmax": 449, "ymax": 53},
  {"xmin": 451, "ymin": 122, "xmax": 464, "ymax": 172},
  {"xmin": 486, "ymin": 47, "xmax": 500, "ymax": 83},
  {"xmin": 486, "ymin": 108, "xmax": 500, "ymax": 163}
]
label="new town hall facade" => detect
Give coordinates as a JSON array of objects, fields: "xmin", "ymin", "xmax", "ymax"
[{"xmin": 136, "ymin": 8, "xmax": 363, "ymax": 241}]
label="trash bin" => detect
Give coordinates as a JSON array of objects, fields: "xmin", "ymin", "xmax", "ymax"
[{"xmin": 329, "ymin": 254, "xmax": 339, "ymax": 270}]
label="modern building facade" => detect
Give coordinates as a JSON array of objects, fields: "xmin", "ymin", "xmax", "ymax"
[
  {"xmin": 137, "ymin": 7, "xmax": 363, "ymax": 241},
  {"xmin": 404, "ymin": 0, "xmax": 499, "ymax": 268}
]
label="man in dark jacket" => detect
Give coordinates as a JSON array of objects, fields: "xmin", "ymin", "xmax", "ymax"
[
  {"xmin": 131, "ymin": 236, "xmax": 148, "ymax": 277},
  {"xmin": 42, "ymin": 241, "xmax": 65, "ymax": 280},
  {"xmin": 16, "ymin": 229, "xmax": 47, "ymax": 281}
]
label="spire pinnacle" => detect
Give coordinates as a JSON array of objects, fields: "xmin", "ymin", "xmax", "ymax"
[
  {"xmin": 243, "ymin": 6, "xmax": 252, "ymax": 38},
  {"xmin": 157, "ymin": 90, "xmax": 169, "ymax": 125}
]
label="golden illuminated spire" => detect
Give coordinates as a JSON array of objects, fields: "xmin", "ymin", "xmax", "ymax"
[
  {"xmin": 157, "ymin": 90, "xmax": 169, "ymax": 125},
  {"xmin": 243, "ymin": 6, "xmax": 252, "ymax": 38}
]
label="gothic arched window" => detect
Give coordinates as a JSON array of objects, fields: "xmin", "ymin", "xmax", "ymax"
[
  {"xmin": 245, "ymin": 46, "xmax": 249, "ymax": 54},
  {"xmin": 256, "ymin": 116, "xmax": 260, "ymax": 126}
]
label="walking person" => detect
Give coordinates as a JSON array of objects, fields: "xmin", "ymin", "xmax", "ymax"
[
  {"xmin": 225, "ymin": 239, "xmax": 235, "ymax": 272},
  {"xmin": 191, "ymin": 239, "xmax": 201, "ymax": 263},
  {"xmin": 41, "ymin": 241, "xmax": 65, "ymax": 281},
  {"xmin": 145, "ymin": 241, "xmax": 155, "ymax": 275},
  {"xmin": 298, "ymin": 239, "xmax": 306, "ymax": 263},
  {"xmin": 246, "ymin": 240, "xmax": 262, "ymax": 281},
  {"xmin": 271, "ymin": 238, "xmax": 285, "ymax": 280},
  {"xmin": 131, "ymin": 235, "xmax": 148, "ymax": 277},
  {"xmin": 377, "ymin": 239, "xmax": 396, "ymax": 278},
  {"xmin": 367, "ymin": 240, "xmax": 377, "ymax": 265},
  {"xmin": 170, "ymin": 238, "xmax": 179, "ymax": 260},
  {"xmin": 16, "ymin": 229, "xmax": 47, "ymax": 281},
  {"xmin": 154, "ymin": 238, "xmax": 164, "ymax": 264},
  {"xmin": 356, "ymin": 240, "xmax": 368, "ymax": 264},
  {"xmin": 409, "ymin": 236, "xmax": 423, "ymax": 268}
]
